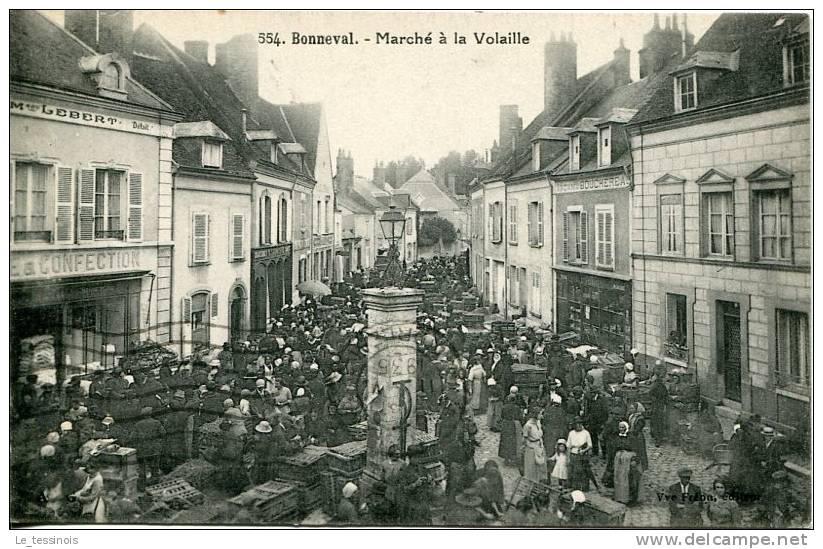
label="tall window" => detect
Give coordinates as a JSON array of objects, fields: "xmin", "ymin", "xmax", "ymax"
[
  {"xmin": 757, "ymin": 189, "xmax": 791, "ymax": 261},
  {"xmin": 490, "ymin": 201, "xmax": 503, "ymax": 243},
  {"xmin": 528, "ymin": 201, "xmax": 544, "ymax": 246},
  {"xmin": 665, "ymin": 293, "xmax": 688, "ymax": 361},
  {"xmin": 675, "ymin": 72, "xmax": 697, "ymax": 111},
  {"xmin": 570, "ymin": 135, "xmax": 581, "ymax": 171},
  {"xmin": 598, "ymin": 126, "xmax": 611, "ymax": 167},
  {"xmin": 776, "ymin": 309, "xmax": 809, "ymax": 389},
  {"xmin": 13, "ymin": 162, "xmax": 48, "ymax": 236},
  {"xmin": 704, "ymin": 192, "xmax": 734, "ymax": 257},
  {"xmin": 595, "ymin": 204, "xmax": 614, "ymax": 269},
  {"xmin": 260, "ymin": 194, "xmax": 272, "ymax": 245},
  {"xmin": 508, "ymin": 200, "xmax": 518, "ymax": 244},
  {"xmin": 530, "ymin": 272, "xmax": 541, "ymax": 316},
  {"xmin": 278, "ymin": 196, "xmax": 288, "ymax": 243},
  {"xmin": 202, "ymin": 141, "xmax": 223, "ymax": 168},
  {"xmin": 191, "ymin": 212, "xmax": 210, "ymax": 264},
  {"xmin": 562, "ymin": 208, "xmax": 588, "ymax": 263},
  {"xmin": 324, "ymin": 198, "xmax": 330, "ymax": 233},
  {"xmin": 94, "ymin": 169, "xmax": 122, "ymax": 239},
  {"xmin": 316, "ymin": 200, "xmax": 322, "ymax": 234},
  {"xmin": 660, "ymin": 194, "xmax": 683, "ymax": 254},
  {"xmin": 785, "ymin": 39, "xmax": 810, "ymax": 86}
]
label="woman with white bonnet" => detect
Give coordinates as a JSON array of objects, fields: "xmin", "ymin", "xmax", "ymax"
[
  {"xmin": 622, "ymin": 362, "xmax": 639, "ymax": 387},
  {"xmin": 336, "ymin": 482, "xmax": 360, "ymax": 523}
]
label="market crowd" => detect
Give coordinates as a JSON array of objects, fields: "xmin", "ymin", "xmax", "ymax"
[{"xmin": 11, "ymin": 256, "xmax": 799, "ymax": 526}]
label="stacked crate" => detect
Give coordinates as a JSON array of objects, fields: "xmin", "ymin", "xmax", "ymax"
[
  {"xmin": 97, "ymin": 446, "xmax": 139, "ymax": 499},
  {"xmin": 146, "ymin": 478, "xmax": 205, "ymax": 509},
  {"xmin": 323, "ymin": 440, "xmax": 368, "ymax": 515},
  {"xmin": 274, "ymin": 445, "xmax": 329, "ymax": 514},
  {"xmin": 228, "ymin": 480, "xmax": 301, "ymax": 523}
]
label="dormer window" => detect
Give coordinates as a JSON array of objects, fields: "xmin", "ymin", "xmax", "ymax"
[
  {"xmin": 598, "ymin": 126, "xmax": 612, "ymax": 167},
  {"xmin": 532, "ymin": 142, "xmax": 540, "ymax": 172},
  {"xmin": 570, "ymin": 135, "xmax": 581, "ymax": 171},
  {"xmin": 675, "ymin": 72, "xmax": 698, "ymax": 112},
  {"xmin": 784, "ymin": 38, "xmax": 810, "ymax": 86},
  {"xmin": 202, "ymin": 141, "xmax": 223, "ymax": 168},
  {"xmin": 79, "ymin": 53, "xmax": 129, "ymax": 100}
]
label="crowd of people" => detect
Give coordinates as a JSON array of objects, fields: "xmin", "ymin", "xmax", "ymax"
[{"xmin": 10, "ymin": 254, "xmax": 801, "ymax": 527}]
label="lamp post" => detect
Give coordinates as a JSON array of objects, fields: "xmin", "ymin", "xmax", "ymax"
[{"xmin": 378, "ymin": 205, "xmax": 406, "ymax": 288}]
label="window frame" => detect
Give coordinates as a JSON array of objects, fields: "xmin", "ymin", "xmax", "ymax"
[
  {"xmin": 93, "ymin": 168, "xmax": 125, "ymax": 240},
  {"xmin": 508, "ymin": 199, "xmax": 518, "ymax": 244},
  {"xmin": 191, "ymin": 210, "xmax": 210, "ymax": 265},
  {"xmin": 774, "ymin": 308, "xmax": 810, "ymax": 392},
  {"xmin": 570, "ymin": 134, "xmax": 581, "ymax": 172},
  {"xmin": 12, "ymin": 161, "xmax": 52, "ymax": 241},
  {"xmin": 674, "ymin": 71, "xmax": 698, "ymax": 112},
  {"xmin": 598, "ymin": 125, "xmax": 612, "ymax": 167},
  {"xmin": 783, "ymin": 37, "xmax": 810, "ymax": 87},
  {"xmin": 701, "ymin": 190, "xmax": 735, "ymax": 258},
  {"xmin": 529, "ymin": 271, "xmax": 542, "ymax": 318},
  {"xmin": 532, "ymin": 142, "xmax": 540, "ymax": 172},
  {"xmin": 562, "ymin": 205, "xmax": 588, "ymax": 264},
  {"xmin": 659, "ymin": 192, "xmax": 685, "ymax": 256},
  {"xmin": 202, "ymin": 140, "xmax": 223, "ymax": 169}
]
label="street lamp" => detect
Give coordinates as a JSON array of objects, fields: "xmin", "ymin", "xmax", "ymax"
[{"xmin": 379, "ymin": 205, "xmax": 406, "ymax": 287}]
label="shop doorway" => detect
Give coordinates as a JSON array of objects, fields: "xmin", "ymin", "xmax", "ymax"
[
  {"xmin": 718, "ymin": 300, "xmax": 742, "ymax": 402},
  {"xmin": 190, "ymin": 292, "xmax": 210, "ymax": 352},
  {"xmin": 10, "ymin": 304, "xmax": 62, "ymax": 386},
  {"xmin": 229, "ymin": 286, "xmax": 246, "ymax": 342}
]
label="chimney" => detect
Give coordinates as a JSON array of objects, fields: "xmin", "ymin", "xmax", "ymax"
[
  {"xmin": 543, "ymin": 33, "xmax": 578, "ymax": 120},
  {"xmin": 65, "ymin": 10, "xmax": 134, "ymax": 62},
  {"xmin": 639, "ymin": 13, "xmax": 688, "ymax": 79},
  {"xmin": 336, "ymin": 150, "xmax": 354, "ymax": 193},
  {"xmin": 184, "ymin": 40, "xmax": 209, "ymax": 64},
  {"xmin": 214, "ymin": 34, "xmax": 259, "ymax": 106},
  {"xmin": 499, "ymin": 105, "xmax": 522, "ymax": 155},
  {"xmin": 612, "ymin": 38, "xmax": 631, "ymax": 87}
]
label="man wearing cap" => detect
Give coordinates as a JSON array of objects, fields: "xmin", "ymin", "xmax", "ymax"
[
  {"xmin": 396, "ymin": 445, "xmax": 433, "ymax": 525},
  {"xmin": 667, "ymin": 467, "xmax": 704, "ymax": 527},
  {"xmin": 757, "ymin": 426, "xmax": 785, "ymax": 481}
]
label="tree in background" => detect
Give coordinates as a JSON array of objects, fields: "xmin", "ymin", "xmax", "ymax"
[{"xmin": 418, "ymin": 216, "xmax": 457, "ymax": 252}]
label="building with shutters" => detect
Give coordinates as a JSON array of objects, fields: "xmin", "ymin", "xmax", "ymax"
[
  {"xmin": 10, "ymin": 10, "xmax": 180, "ymax": 387},
  {"xmin": 627, "ymin": 13, "xmax": 810, "ymax": 433}
]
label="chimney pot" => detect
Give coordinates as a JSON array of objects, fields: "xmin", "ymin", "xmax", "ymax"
[
  {"xmin": 653, "ymin": 13, "xmax": 660, "ymax": 29},
  {"xmin": 672, "ymin": 14, "xmax": 679, "ymax": 31}
]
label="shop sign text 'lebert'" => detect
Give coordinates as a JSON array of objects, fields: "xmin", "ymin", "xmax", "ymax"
[{"xmin": 10, "ymin": 98, "xmax": 172, "ymax": 137}]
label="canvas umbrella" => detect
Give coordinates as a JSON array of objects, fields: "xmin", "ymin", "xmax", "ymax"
[{"xmin": 296, "ymin": 280, "xmax": 332, "ymax": 297}]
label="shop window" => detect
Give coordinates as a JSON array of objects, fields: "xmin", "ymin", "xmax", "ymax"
[
  {"xmin": 12, "ymin": 162, "xmax": 50, "ymax": 241},
  {"xmin": 784, "ymin": 38, "xmax": 810, "ymax": 87},
  {"xmin": 664, "ymin": 293, "xmax": 689, "ymax": 362},
  {"xmin": 702, "ymin": 192, "xmax": 734, "ymax": 257},
  {"xmin": 202, "ymin": 140, "xmax": 223, "ymax": 168},
  {"xmin": 756, "ymin": 189, "xmax": 792, "ymax": 261},
  {"xmin": 562, "ymin": 207, "xmax": 588, "ymax": 264},
  {"xmin": 675, "ymin": 72, "xmax": 697, "ymax": 112},
  {"xmin": 660, "ymin": 194, "xmax": 684, "ymax": 254},
  {"xmin": 775, "ymin": 309, "xmax": 809, "ymax": 391}
]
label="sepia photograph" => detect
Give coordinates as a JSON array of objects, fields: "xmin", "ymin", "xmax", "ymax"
[{"xmin": 7, "ymin": 7, "xmax": 813, "ymax": 531}]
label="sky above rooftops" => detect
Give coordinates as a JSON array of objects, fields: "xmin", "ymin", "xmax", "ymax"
[{"xmin": 44, "ymin": 10, "xmax": 715, "ymax": 176}]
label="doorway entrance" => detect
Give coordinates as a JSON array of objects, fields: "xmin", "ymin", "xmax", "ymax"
[{"xmin": 718, "ymin": 300, "xmax": 742, "ymax": 402}]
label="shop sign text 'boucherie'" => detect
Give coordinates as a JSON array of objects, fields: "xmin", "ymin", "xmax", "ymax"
[
  {"xmin": 11, "ymin": 250, "xmax": 141, "ymax": 279},
  {"xmin": 554, "ymin": 173, "xmax": 630, "ymax": 194}
]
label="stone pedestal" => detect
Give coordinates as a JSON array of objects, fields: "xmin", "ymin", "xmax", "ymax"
[{"xmin": 361, "ymin": 287, "xmax": 424, "ymax": 482}]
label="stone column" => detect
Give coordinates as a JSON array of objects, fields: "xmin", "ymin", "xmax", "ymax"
[{"xmin": 360, "ymin": 287, "xmax": 424, "ymax": 484}]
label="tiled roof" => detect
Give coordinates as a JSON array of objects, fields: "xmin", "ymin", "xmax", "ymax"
[
  {"xmin": 569, "ymin": 117, "xmax": 600, "ymax": 133},
  {"xmin": 632, "ymin": 12, "xmax": 810, "ymax": 125},
  {"xmin": 174, "ymin": 121, "xmax": 231, "ymax": 140},
  {"xmin": 595, "ymin": 107, "xmax": 639, "ymax": 125},
  {"xmin": 279, "ymin": 142, "xmax": 307, "ymax": 155},
  {"xmin": 337, "ymin": 190, "xmax": 375, "ymax": 215},
  {"xmin": 254, "ymin": 100, "xmax": 323, "ymax": 175},
  {"xmin": 532, "ymin": 126, "xmax": 575, "ymax": 141},
  {"xmin": 10, "ymin": 10, "xmax": 172, "ymax": 112},
  {"xmin": 245, "ymin": 129, "xmax": 278, "ymax": 141},
  {"xmin": 671, "ymin": 50, "xmax": 740, "ymax": 73},
  {"xmin": 398, "ymin": 168, "xmax": 463, "ymax": 213}
]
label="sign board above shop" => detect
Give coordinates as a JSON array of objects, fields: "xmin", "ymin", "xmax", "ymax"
[
  {"xmin": 10, "ymin": 98, "xmax": 173, "ymax": 138},
  {"xmin": 553, "ymin": 173, "xmax": 630, "ymax": 194},
  {"xmin": 11, "ymin": 248, "xmax": 149, "ymax": 281}
]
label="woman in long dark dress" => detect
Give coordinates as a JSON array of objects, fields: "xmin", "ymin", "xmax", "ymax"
[
  {"xmin": 627, "ymin": 402, "xmax": 648, "ymax": 470},
  {"xmin": 498, "ymin": 394, "xmax": 523, "ymax": 466},
  {"xmin": 541, "ymin": 400, "xmax": 567, "ymax": 461}
]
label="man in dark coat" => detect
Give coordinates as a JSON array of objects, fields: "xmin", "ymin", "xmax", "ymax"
[
  {"xmin": 583, "ymin": 389, "xmax": 609, "ymax": 457},
  {"xmin": 132, "ymin": 407, "xmax": 167, "ymax": 487},
  {"xmin": 161, "ymin": 393, "xmax": 191, "ymax": 470},
  {"xmin": 667, "ymin": 468, "xmax": 704, "ymax": 527},
  {"xmin": 648, "ymin": 376, "xmax": 670, "ymax": 445}
]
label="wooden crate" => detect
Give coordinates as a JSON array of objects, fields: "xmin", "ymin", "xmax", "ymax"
[
  {"xmin": 146, "ymin": 478, "xmax": 205, "ymax": 507},
  {"xmin": 97, "ymin": 446, "xmax": 138, "ymax": 481},
  {"xmin": 282, "ymin": 479, "xmax": 325, "ymax": 514},
  {"xmin": 320, "ymin": 470, "xmax": 360, "ymax": 516},
  {"xmin": 423, "ymin": 461, "xmax": 446, "ymax": 483},
  {"xmin": 274, "ymin": 445, "xmax": 329, "ymax": 481},
  {"xmin": 491, "ymin": 321, "xmax": 517, "ymax": 334},
  {"xmin": 164, "ymin": 458, "xmax": 220, "ymax": 491},
  {"xmin": 347, "ymin": 421, "xmax": 368, "ymax": 441},
  {"xmin": 414, "ymin": 432, "xmax": 442, "ymax": 464},
  {"xmin": 228, "ymin": 480, "xmax": 301, "ymax": 521},
  {"xmin": 327, "ymin": 439, "xmax": 367, "ymax": 475}
]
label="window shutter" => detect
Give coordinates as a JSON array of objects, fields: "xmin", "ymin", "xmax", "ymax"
[
  {"xmin": 527, "ymin": 202, "xmax": 534, "ymax": 244},
  {"xmin": 597, "ymin": 211, "xmax": 605, "ymax": 266},
  {"xmin": 192, "ymin": 212, "xmax": 209, "ymax": 263},
  {"xmin": 580, "ymin": 211, "xmax": 588, "ymax": 262},
  {"xmin": 562, "ymin": 212, "xmax": 569, "ymax": 261},
  {"xmin": 605, "ymin": 210, "xmax": 614, "ymax": 267},
  {"xmin": 55, "ymin": 166, "xmax": 74, "ymax": 243},
  {"xmin": 182, "ymin": 297, "xmax": 192, "ymax": 323},
  {"xmin": 77, "ymin": 168, "xmax": 96, "ymax": 241},
  {"xmin": 211, "ymin": 293, "xmax": 219, "ymax": 317},
  {"xmin": 10, "ymin": 161, "xmax": 15, "ymax": 238},
  {"xmin": 231, "ymin": 213, "xmax": 244, "ymax": 260},
  {"xmin": 538, "ymin": 202, "xmax": 544, "ymax": 245},
  {"xmin": 127, "ymin": 172, "xmax": 143, "ymax": 241}
]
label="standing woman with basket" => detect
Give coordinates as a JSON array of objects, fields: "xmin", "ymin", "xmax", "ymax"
[{"xmin": 521, "ymin": 407, "xmax": 548, "ymax": 483}]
